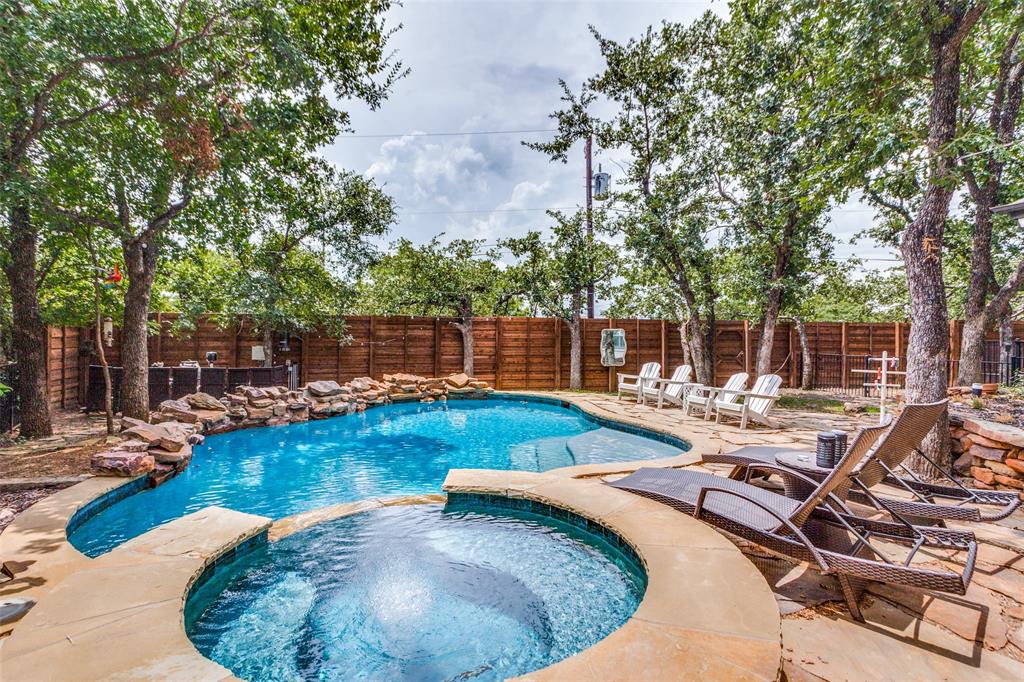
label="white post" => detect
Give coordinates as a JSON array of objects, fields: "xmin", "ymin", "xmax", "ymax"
[{"xmin": 879, "ymin": 351, "xmax": 888, "ymax": 424}]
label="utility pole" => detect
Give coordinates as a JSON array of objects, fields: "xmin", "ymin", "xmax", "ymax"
[{"xmin": 585, "ymin": 134, "xmax": 595, "ymax": 318}]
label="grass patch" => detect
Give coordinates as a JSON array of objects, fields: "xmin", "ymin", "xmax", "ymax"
[{"xmin": 779, "ymin": 395, "xmax": 879, "ymax": 415}]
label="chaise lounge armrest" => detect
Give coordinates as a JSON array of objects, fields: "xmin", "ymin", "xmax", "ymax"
[
  {"xmin": 744, "ymin": 463, "xmax": 851, "ymax": 511},
  {"xmin": 617, "ymin": 373, "xmax": 640, "ymax": 382},
  {"xmin": 692, "ymin": 485, "xmax": 829, "ymax": 571}
]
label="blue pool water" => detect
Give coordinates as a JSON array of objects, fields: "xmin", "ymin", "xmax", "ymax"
[
  {"xmin": 186, "ymin": 504, "xmax": 646, "ymax": 681},
  {"xmin": 70, "ymin": 399, "xmax": 683, "ymax": 556}
]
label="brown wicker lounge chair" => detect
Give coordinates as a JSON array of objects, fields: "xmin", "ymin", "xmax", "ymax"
[
  {"xmin": 702, "ymin": 400, "xmax": 1021, "ymax": 523},
  {"xmin": 608, "ymin": 424, "xmax": 977, "ymax": 621}
]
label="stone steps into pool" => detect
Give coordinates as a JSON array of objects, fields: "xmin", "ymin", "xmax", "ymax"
[{"xmin": 565, "ymin": 428, "xmax": 681, "ymax": 465}]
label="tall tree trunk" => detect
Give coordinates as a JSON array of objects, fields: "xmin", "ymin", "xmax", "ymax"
[
  {"xmin": 86, "ymin": 232, "xmax": 115, "ymax": 434},
  {"xmin": 794, "ymin": 318, "xmax": 813, "ymax": 390},
  {"xmin": 957, "ymin": 27, "xmax": 1023, "ymax": 385},
  {"xmin": 120, "ymin": 236, "xmax": 159, "ymax": 421},
  {"xmin": 567, "ymin": 316, "xmax": 582, "ymax": 390},
  {"xmin": 2, "ymin": 202, "xmax": 52, "ymax": 437},
  {"xmin": 755, "ymin": 285, "xmax": 784, "ymax": 378},
  {"xmin": 262, "ymin": 326, "xmax": 275, "ymax": 368},
  {"xmin": 455, "ymin": 298, "xmax": 474, "ymax": 376},
  {"xmin": 567, "ymin": 290, "xmax": 583, "ymax": 389},
  {"xmin": 455, "ymin": 320, "xmax": 474, "ymax": 376},
  {"xmin": 901, "ymin": 5, "xmax": 981, "ymax": 474}
]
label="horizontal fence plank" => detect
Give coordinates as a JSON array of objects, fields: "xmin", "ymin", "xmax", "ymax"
[{"xmin": 35, "ymin": 315, "xmax": 1024, "ymax": 416}]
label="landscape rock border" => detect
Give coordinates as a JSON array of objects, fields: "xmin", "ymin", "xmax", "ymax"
[{"xmin": 89, "ymin": 373, "xmax": 494, "ymax": 486}]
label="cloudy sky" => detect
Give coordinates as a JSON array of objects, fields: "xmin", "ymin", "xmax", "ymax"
[{"xmin": 323, "ymin": 0, "xmax": 898, "ymax": 271}]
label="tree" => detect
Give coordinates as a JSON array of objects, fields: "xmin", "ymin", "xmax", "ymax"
[
  {"xmin": 166, "ymin": 165, "xmax": 394, "ymax": 367},
  {"xmin": 40, "ymin": 0, "xmax": 403, "ymax": 420},
  {"xmin": 355, "ymin": 237, "xmax": 523, "ymax": 375},
  {"xmin": 955, "ymin": 19, "xmax": 1024, "ymax": 385},
  {"xmin": 529, "ymin": 23, "xmax": 724, "ymax": 384},
  {"xmin": 502, "ymin": 210, "xmax": 617, "ymax": 389},
  {"xmin": 0, "ymin": 0, "xmax": 227, "ymax": 436},
  {"xmin": 808, "ymin": 0, "xmax": 998, "ymax": 472},
  {"xmin": 707, "ymin": 1, "xmax": 849, "ymax": 379}
]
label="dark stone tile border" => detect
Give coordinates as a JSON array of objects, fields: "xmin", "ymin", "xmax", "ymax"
[
  {"xmin": 186, "ymin": 529, "xmax": 269, "ymax": 600},
  {"xmin": 445, "ymin": 491, "xmax": 647, "ymax": 584},
  {"xmin": 65, "ymin": 475, "xmax": 148, "ymax": 538}
]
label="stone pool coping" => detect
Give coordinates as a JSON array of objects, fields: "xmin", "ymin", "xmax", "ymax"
[
  {"xmin": 1, "ymin": 505, "xmax": 270, "ymax": 680},
  {"xmin": 1, "ymin": 478, "xmax": 781, "ymax": 682},
  {"xmin": 443, "ymin": 469, "xmax": 782, "ymax": 681},
  {"xmin": 0, "ymin": 391, "xmax": 765, "ymax": 675}
]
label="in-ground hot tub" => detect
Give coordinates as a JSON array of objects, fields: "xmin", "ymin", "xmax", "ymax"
[
  {"xmin": 185, "ymin": 500, "xmax": 646, "ymax": 681},
  {"xmin": 69, "ymin": 398, "xmax": 687, "ymax": 556}
]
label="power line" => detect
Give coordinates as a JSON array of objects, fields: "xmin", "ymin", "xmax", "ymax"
[{"xmin": 339, "ymin": 128, "xmax": 558, "ymax": 139}]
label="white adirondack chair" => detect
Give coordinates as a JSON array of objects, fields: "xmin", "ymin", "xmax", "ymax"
[
  {"xmin": 715, "ymin": 373, "xmax": 783, "ymax": 429},
  {"xmin": 617, "ymin": 362, "xmax": 661, "ymax": 402},
  {"xmin": 684, "ymin": 372, "xmax": 748, "ymax": 420},
  {"xmin": 641, "ymin": 365, "xmax": 695, "ymax": 409}
]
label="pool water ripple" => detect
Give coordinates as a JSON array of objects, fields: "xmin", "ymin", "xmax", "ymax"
[
  {"xmin": 185, "ymin": 505, "xmax": 646, "ymax": 681},
  {"xmin": 69, "ymin": 399, "xmax": 683, "ymax": 556}
]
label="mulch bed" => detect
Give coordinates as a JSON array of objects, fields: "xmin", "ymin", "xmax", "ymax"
[
  {"xmin": 0, "ymin": 488, "xmax": 54, "ymax": 533},
  {"xmin": 950, "ymin": 392, "xmax": 1024, "ymax": 430}
]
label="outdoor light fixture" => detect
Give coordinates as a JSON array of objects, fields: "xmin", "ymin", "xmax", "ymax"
[
  {"xmin": 992, "ymin": 197, "xmax": 1024, "ymax": 225},
  {"xmin": 102, "ymin": 317, "xmax": 114, "ymax": 347}
]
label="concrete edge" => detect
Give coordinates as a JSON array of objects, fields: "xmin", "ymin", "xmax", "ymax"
[{"xmin": 442, "ymin": 469, "xmax": 784, "ymax": 681}]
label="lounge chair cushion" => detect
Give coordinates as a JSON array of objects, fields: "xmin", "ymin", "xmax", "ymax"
[{"xmin": 609, "ymin": 468, "xmax": 799, "ymax": 533}]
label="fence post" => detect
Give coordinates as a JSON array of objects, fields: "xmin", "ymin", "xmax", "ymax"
[
  {"xmin": 894, "ymin": 321, "xmax": 902, "ymax": 359},
  {"xmin": 495, "ymin": 317, "xmax": 503, "ymax": 389},
  {"xmin": 553, "ymin": 318, "xmax": 561, "ymax": 390},
  {"xmin": 433, "ymin": 318, "xmax": 441, "ymax": 378},
  {"xmin": 300, "ymin": 333, "xmax": 308, "ymax": 385},
  {"xmin": 368, "ymin": 317, "xmax": 376, "ymax": 379},
  {"xmin": 660, "ymin": 319, "xmax": 667, "ymax": 373},
  {"xmin": 841, "ymin": 321, "xmax": 849, "ymax": 391},
  {"xmin": 607, "ymin": 318, "xmax": 614, "ymax": 393},
  {"xmin": 742, "ymin": 320, "xmax": 751, "ymax": 376},
  {"xmin": 788, "ymin": 322, "xmax": 797, "ymax": 388},
  {"xmin": 526, "ymin": 317, "xmax": 532, "ymax": 388}
]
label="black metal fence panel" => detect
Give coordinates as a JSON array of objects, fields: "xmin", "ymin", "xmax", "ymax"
[
  {"xmin": 200, "ymin": 368, "xmax": 227, "ymax": 397},
  {"xmin": 85, "ymin": 365, "xmax": 289, "ymax": 413},
  {"xmin": 0, "ymin": 363, "xmax": 19, "ymax": 433},
  {"xmin": 170, "ymin": 367, "xmax": 199, "ymax": 400}
]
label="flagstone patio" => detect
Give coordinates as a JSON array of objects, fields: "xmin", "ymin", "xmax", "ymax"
[{"xmin": 1, "ymin": 391, "xmax": 1023, "ymax": 680}]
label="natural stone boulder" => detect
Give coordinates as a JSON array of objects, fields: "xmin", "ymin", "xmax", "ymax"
[
  {"xmin": 245, "ymin": 405, "xmax": 273, "ymax": 421},
  {"xmin": 119, "ymin": 439, "xmax": 150, "ymax": 453},
  {"xmin": 248, "ymin": 397, "xmax": 275, "ymax": 408},
  {"xmin": 468, "ymin": 381, "xmax": 488, "ymax": 389},
  {"xmin": 186, "ymin": 392, "xmax": 227, "ymax": 412},
  {"xmin": 445, "ymin": 373, "xmax": 471, "ymax": 388},
  {"xmin": 150, "ymin": 444, "xmax": 193, "ymax": 466},
  {"xmin": 91, "ymin": 450, "xmax": 155, "ymax": 477},
  {"xmin": 962, "ymin": 418, "xmax": 1024, "ymax": 449},
  {"xmin": 121, "ymin": 421, "xmax": 166, "ymax": 446},
  {"xmin": 156, "ymin": 422, "xmax": 195, "ymax": 452},
  {"xmin": 240, "ymin": 386, "xmax": 268, "ymax": 400},
  {"xmin": 307, "ymin": 380, "xmax": 344, "ymax": 397}
]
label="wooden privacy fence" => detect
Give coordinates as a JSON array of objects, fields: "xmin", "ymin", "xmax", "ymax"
[{"xmin": 44, "ymin": 315, "xmax": 1024, "ymax": 410}]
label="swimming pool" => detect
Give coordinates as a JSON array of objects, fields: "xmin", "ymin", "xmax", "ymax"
[
  {"xmin": 186, "ymin": 503, "xmax": 646, "ymax": 681},
  {"xmin": 70, "ymin": 398, "xmax": 685, "ymax": 556}
]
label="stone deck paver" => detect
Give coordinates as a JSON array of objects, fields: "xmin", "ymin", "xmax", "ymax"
[
  {"xmin": 1, "ymin": 390, "xmax": 1022, "ymax": 680},
  {"xmin": 443, "ymin": 469, "xmax": 783, "ymax": 681},
  {"xmin": 1, "ymin": 506, "xmax": 270, "ymax": 681},
  {"xmin": 0, "ymin": 476, "xmax": 130, "ymax": 610}
]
